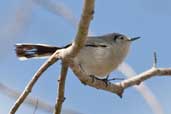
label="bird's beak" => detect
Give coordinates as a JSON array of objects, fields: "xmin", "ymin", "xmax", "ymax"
[{"xmin": 129, "ymin": 37, "xmax": 141, "ymax": 41}]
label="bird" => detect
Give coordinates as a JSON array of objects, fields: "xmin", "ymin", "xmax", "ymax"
[{"xmin": 15, "ymin": 32, "xmax": 140, "ymax": 82}]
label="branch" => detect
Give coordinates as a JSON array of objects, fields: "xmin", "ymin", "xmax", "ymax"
[
  {"xmin": 119, "ymin": 68, "xmax": 171, "ymax": 90},
  {"xmin": 9, "ymin": 51, "xmax": 60, "ymax": 114},
  {"xmin": 118, "ymin": 57, "xmax": 164, "ymax": 114},
  {"xmin": 53, "ymin": 0, "xmax": 94, "ymax": 114},
  {"xmin": 69, "ymin": 58, "xmax": 171, "ymax": 97},
  {"xmin": 53, "ymin": 62, "xmax": 68, "ymax": 114},
  {"xmin": 9, "ymin": 0, "xmax": 94, "ymax": 114},
  {"xmin": 60, "ymin": 0, "xmax": 94, "ymax": 59}
]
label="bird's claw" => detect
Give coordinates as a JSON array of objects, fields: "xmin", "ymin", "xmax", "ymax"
[
  {"xmin": 89, "ymin": 75, "xmax": 110, "ymax": 87},
  {"xmin": 89, "ymin": 75, "xmax": 124, "ymax": 87}
]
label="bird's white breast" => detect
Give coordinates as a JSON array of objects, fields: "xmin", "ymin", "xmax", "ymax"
[{"xmin": 74, "ymin": 45, "xmax": 126, "ymax": 78}]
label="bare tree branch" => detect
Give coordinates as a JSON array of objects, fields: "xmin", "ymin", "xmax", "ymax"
[
  {"xmin": 119, "ymin": 68, "xmax": 171, "ymax": 90},
  {"xmin": 9, "ymin": 52, "xmax": 60, "ymax": 114},
  {"xmin": 53, "ymin": 0, "xmax": 94, "ymax": 114},
  {"xmin": 9, "ymin": 0, "xmax": 94, "ymax": 114},
  {"xmin": 118, "ymin": 60, "xmax": 164, "ymax": 114},
  {"xmin": 54, "ymin": 62, "xmax": 68, "ymax": 114},
  {"xmin": 69, "ymin": 59, "xmax": 171, "ymax": 97},
  {"xmin": 60, "ymin": 1, "xmax": 94, "ymax": 59}
]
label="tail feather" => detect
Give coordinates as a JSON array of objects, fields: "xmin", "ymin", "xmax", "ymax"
[{"xmin": 15, "ymin": 43, "xmax": 60, "ymax": 60}]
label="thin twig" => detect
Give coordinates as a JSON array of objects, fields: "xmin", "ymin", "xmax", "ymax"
[
  {"xmin": 9, "ymin": 51, "xmax": 60, "ymax": 114},
  {"xmin": 118, "ymin": 63, "xmax": 164, "ymax": 114},
  {"xmin": 53, "ymin": 62, "xmax": 68, "ymax": 114},
  {"xmin": 153, "ymin": 51, "xmax": 157, "ymax": 68},
  {"xmin": 119, "ymin": 68, "xmax": 171, "ymax": 89}
]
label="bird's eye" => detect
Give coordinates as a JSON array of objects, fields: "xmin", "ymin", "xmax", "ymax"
[
  {"xmin": 120, "ymin": 36, "xmax": 124, "ymax": 40},
  {"xmin": 113, "ymin": 35, "xmax": 121, "ymax": 41}
]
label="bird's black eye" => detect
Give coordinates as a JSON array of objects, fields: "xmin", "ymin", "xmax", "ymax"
[
  {"xmin": 113, "ymin": 35, "xmax": 121, "ymax": 41},
  {"xmin": 120, "ymin": 36, "xmax": 124, "ymax": 40}
]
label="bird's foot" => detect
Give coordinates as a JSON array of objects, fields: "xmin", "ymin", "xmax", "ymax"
[
  {"xmin": 107, "ymin": 77, "xmax": 125, "ymax": 81},
  {"xmin": 89, "ymin": 75, "xmax": 110, "ymax": 87},
  {"xmin": 100, "ymin": 78, "xmax": 110, "ymax": 87},
  {"xmin": 89, "ymin": 75, "xmax": 124, "ymax": 87},
  {"xmin": 101, "ymin": 77, "xmax": 125, "ymax": 86}
]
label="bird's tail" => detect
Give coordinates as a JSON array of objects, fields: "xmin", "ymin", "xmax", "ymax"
[{"xmin": 15, "ymin": 43, "xmax": 61, "ymax": 60}]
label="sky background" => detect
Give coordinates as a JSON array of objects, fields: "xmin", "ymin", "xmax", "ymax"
[{"xmin": 0, "ymin": 0, "xmax": 171, "ymax": 114}]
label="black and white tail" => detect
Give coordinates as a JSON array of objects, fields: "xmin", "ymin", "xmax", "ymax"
[{"xmin": 15, "ymin": 43, "xmax": 60, "ymax": 60}]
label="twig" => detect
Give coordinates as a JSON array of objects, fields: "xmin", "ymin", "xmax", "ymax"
[
  {"xmin": 153, "ymin": 51, "xmax": 157, "ymax": 68},
  {"xmin": 9, "ymin": 51, "xmax": 60, "ymax": 114},
  {"xmin": 53, "ymin": 62, "xmax": 68, "ymax": 114},
  {"xmin": 69, "ymin": 58, "xmax": 171, "ymax": 97},
  {"xmin": 118, "ymin": 60, "xmax": 164, "ymax": 114},
  {"xmin": 119, "ymin": 68, "xmax": 171, "ymax": 89}
]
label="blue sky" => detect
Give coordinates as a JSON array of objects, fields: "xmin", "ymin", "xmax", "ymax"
[{"xmin": 0, "ymin": 0, "xmax": 171, "ymax": 114}]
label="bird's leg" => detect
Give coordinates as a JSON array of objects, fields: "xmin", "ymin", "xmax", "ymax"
[
  {"xmin": 79, "ymin": 64, "xmax": 108, "ymax": 85},
  {"xmin": 89, "ymin": 73, "xmax": 125, "ymax": 87},
  {"xmin": 107, "ymin": 74, "xmax": 125, "ymax": 81},
  {"xmin": 107, "ymin": 77, "xmax": 125, "ymax": 81},
  {"xmin": 100, "ymin": 74, "xmax": 125, "ymax": 86},
  {"xmin": 89, "ymin": 75, "xmax": 110, "ymax": 87},
  {"xmin": 100, "ymin": 74, "xmax": 110, "ymax": 86}
]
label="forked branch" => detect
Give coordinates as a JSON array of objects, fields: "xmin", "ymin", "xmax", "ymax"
[
  {"xmin": 9, "ymin": 51, "xmax": 61, "ymax": 114},
  {"xmin": 53, "ymin": 0, "xmax": 94, "ymax": 114},
  {"xmin": 9, "ymin": 0, "xmax": 94, "ymax": 114}
]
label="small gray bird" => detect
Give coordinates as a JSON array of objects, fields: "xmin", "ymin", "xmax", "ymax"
[{"xmin": 15, "ymin": 33, "xmax": 140, "ymax": 81}]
